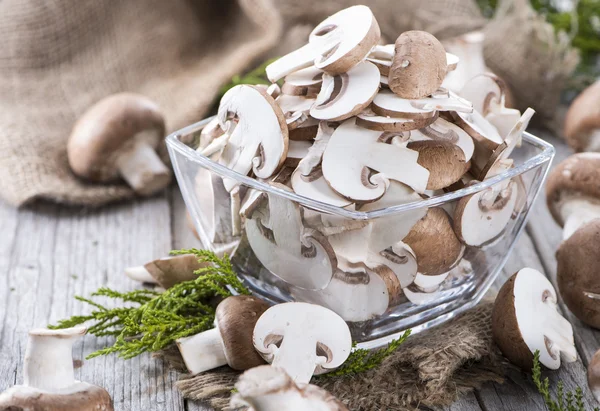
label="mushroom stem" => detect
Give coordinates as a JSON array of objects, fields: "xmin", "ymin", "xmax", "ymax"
[
  {"xmin": 124, "ymin": 265, "xmax": 158, "ymax": 284},
  {"xmin": 585, "ymin": 130, "xmax": 600, "ymax": 152},
  {"xmin": 560, "ymin": 199, "xmax": 600, "ymax": 240},
  {"xmin": 24, "ymin": 327, "xmax": 87, "ymax": 391},
  {"xmin": 176, "ymin": 328, "xmax": 227, "ymax": 374},
  {"xmin": 115, "ymin": 135, "xmax": 171, "ymax": 195},
  {"xmin": 271, "ymin": 328, "xmax": 319, "ymax": 384}
]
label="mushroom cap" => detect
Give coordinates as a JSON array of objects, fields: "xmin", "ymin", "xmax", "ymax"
[
  {"xmin": 407, "ymin": 139, "xmax": 467, "ymax": 190},
  {"xmin": 0, "ymin": 382, "xmax": 113, "ymax": 411},
  {"xmin": 67, "ymin": 93, "xmax": 165, "ymax": 181},
  {"xmin": 556, "ymin": 218, "xmax": 600, "ymax": 329},
  {"xmin": 144, "ymin": 254, "xmax": 208, "ymax": 289},
  {"xmin": 564, "ymin": 80, "xmax": 600, "ymax": 152},
  {"xmin": 215, "ymin": 295, "xmax": 271, "ymax": 370},
  {"xmin": 545, "ymin": 153, "xmax": 600, "ymax": 225},
  {"xmin": 389, "ymin": 31, "xmax": 447, "ymax": 99},
  {"xmin": 402, "ymin": 207, "xmax": 464, "ymax": 275}
]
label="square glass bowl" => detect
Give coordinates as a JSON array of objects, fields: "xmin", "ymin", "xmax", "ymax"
[{"xmin": 167, "ymin": 117, "xmax": 554, "ymax": 349}]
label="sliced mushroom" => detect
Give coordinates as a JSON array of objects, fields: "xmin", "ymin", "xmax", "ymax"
[
  {"xmin": 291, "ymin": 169, "xmax": 352, "ymax": 207},
  {"xmin": 289, "ymin": 116, "xmax": 320, "ymax": 141},
  {"xmin": 413, "ymin": 271, "xmax": 450, "ymax": 293},
  {"xmin": 67, "ymin": 93, "xmax": 171, "ymax": 196},
  {"xmin": 403, "ymin": 207, "xmax": 464, "ymax": 276},
  {"xmin": 218, "ymin": 85, "xmax": 288, "ymax": 192},
  {"xmin": 454, "ymin": 179, "xmax": 518, "ymax": 247},
  {"xmin": 356, "ymin": 108, "xmax": 437, "ymax": 132},
  {"xmin": 366, "ymin": 44, "xmax": 394, "ymax": 77},
  {"xmin": 198, "ymin": 117, "xmax": 226, "ymax": 150},
  {"xmin": 310, "ymin": 61, "xmax": 380, "ymax": 121},
  {"xmin": 296, "ymin": 121, "xmax": 334, "ymax": 176},
  {"xmin": 409, "ymin": 117, "xmax": 475, "ymax": 162},
  {"xmin": 276, "ymin": 94, "xmax": 316, "ymax": 130},
  {"xmin": 245, "ymin": 183, "xmax": 337, "ymax": 290},
  {"xmin": 451, "ymin": 109, "xmax": 503, "ymax": 152},
  {"xmin": 284, "ymin": 139, "xmax": 313, "ymax": 167},
  {"xmin": 389, "ymin": 31, "xmax": 447, "ymax": 99},
  {"xmin": 176, "ymin": 296, "xmax": 270, "ymax": 374},
  {"xmin": 492, "ymin": 268, "xmax": 577, "ymax": 370},
  {"xmin": 406, "ymin": 139, "xmax": 468, "ymax": 190},
  {"xmin": 589, "ymin": 349, "xmax": 600, "ymax": 403},
  {"xmin": 230, "ymin": 365, "xmax": 348, "ymax": 411},
  {"xmin": 546, "ymin": 153, "xmax": 600, "ymax": 240},
  {"xmin": 282, "ymin": 66, "xmax": 323, "ymax": 98},
  {"xmin": 563, "ymin": 80, "xmax": 600, "ymax": 152},
  {"xmin": 556, "ymin": 219, "xmax": 600, "ymax": 329},
  {"xmin": 252, "ymin": 302, "xmax": 352, "ymax": 383},
  {"xmin": 124, "ymin": 254, "xmax": 207, "ymax": 289},
  {"xmin": 266, "ymin": 5, "xmax": 380, "ymax": 81},
  {"xmin": 446, "ymin": 52, "xmax": 459, "ymax": 71},
  {"xmin": 371, "ymin": 89, "xmax": 472, "ymax": 120},
  {"xmin": 322, "ymin": 119, "xmax": 430, "ymax": 201},
  {"xmin": 0, "ymin": 327, "xmax": 113, "ymax": 411}
]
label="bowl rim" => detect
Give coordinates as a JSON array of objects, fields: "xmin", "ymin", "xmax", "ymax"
[{"xmin": 166, "ymin": 116, "xmax": 555, "ymax": 220}]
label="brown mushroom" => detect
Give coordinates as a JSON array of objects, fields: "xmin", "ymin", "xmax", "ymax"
[
  {"xmin": 556, "ymin": 218, "xmax": 600, "ymax": 329},
  {"xmin": 67, "ymin": 93, "xmax": 171, "ymax": 195},
  {"xmin": 124, "ymin": 254, "xmax": 208, "ymax": 289},
  {"xmin": 176, "ymin": 295, "xmax": 270, "ymax": 374},
  {"xmin": 564, "ymin": 80, "xmax": 600, "ymax": 152},
  {"xmin": 388, "ymin": 31, "xmax": 447, "ymax": 99}
]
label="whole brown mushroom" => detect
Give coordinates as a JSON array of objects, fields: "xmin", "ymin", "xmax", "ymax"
[
  {"xmin": 556, "ymin": 218, "xmax": 600, "ymax": 329},
  {"xmin": 564, "ymin": 80, "xmax": 600, "ymax": 152},
  {"xmin": 67, "ymin": 93, "xmax": 171, "ymax": 195}
]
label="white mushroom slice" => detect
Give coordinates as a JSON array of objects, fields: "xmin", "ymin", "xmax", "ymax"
[
  {"xmin": 276, "ymin": 94, "xmax": 316, "ymax": 130},
  {"xmin": 296, "ymin": 122, "xmax": 334, "ymax": 176},
  {"xmin": 356, "ymin": 108, "xmax": 437, "ymax": 132},
  {"xmin": 292, "ymin": 267, "xmax": 391, "ymax": 322},
  {"xmin": 291, "ymin": 169, "xmax": 352, "ymax": 207},
  {"xmin": 409, "ymin": 117, "xmax": 475, "ymax": 162},
  {"xmin": 285, "ymin": 140, "xmax": 312, "ymax": 167},
  {"xmin": 198, "ymin": 117, "xmax": 226, "ymax": 150},
  {"xmin": 380, "ymin": 75, "xmax": 389, "ymax": 88},
  {"xmin": 403, "ymin": 285, "xmax": 441, "ymax": 305},
  {"xmin": 446, "ymin": 52, "xmax": 459, "ymax": 71},
  {"xmin": 454, "ymin": 180, "xmax": 518, "ymax": 247},
  {"xmin": 414, "ymin": 272, "xmax": 450, "ymax": 292},
  {"xmin": 218, "ymin": 85, "xmax": 288, "ymax": 192},
  {"xmin": 322, "ymin": 119, "xmax": 430, "ymax": 200},
  {"xmin": 282, "ymin": 66, "xmax": 323, "ymax": 98},
  {"xmin": 245, "ymin": 183, "xmax": 337, "ymax": 290},
  {"xmin": 310, "ymin": 61, "xmax": 380, "ymax": 121},
  {"xmin": 452, "ymin": 109, "xmax": 503, "ymax": 151},
  {"xmin": 368, "ymin": 44, "xmax": 394, "ymax": 60},
  {"xmin": 266, "ymin": 5, "xmax": 380, "ymax": 81},
  {"xmin": 492, "ymin": 268, "xmax": 577, "ymax": 370},
  {"xmin": 252, "ymin": 302, "xmax": 352, "ymax": 383},
  {"xmin": 194, "ymin": 172, "xmax": 241, "ymax": 242},
  {"xmin": 367, "ymin": 57, "xmax": 391, "ymax": 76},
  {"xmin": 371, "ymin": 90, "xmax": 472, "ymax": 119}
]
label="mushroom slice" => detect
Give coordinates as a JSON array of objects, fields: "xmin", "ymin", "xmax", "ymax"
[
  {"xmin": 266, "ymin": 5, "xmax": 380, "ymax": 81},
  {"xmin": 406, "ymin": 139, "xmax": 467, "ymax": 190},
  {"xmin": 292, "ymin": 266, "xmax": 392, "ymax": 322},
  {"xmin": 231, "ymin": 365, "xmax": 348, "ymax": 411},
  {"xmin": 0, "ymin": 327, "xmax": 114, "ymax": 411},
  {"xmin": 492, "ymin": 268, "xmax": 577, "ymax": 370},
  {"xmin": 291, "ymin": 169, "xmax": 351, "ymax": 207},
  {"xmin": 454, "ymin": 180, "xmax": 518, "ymax": 247},
  {"xmin": 446, "ymin": 52, "xmax": 459, "ymax": 71},
  {"xmin": 310, "ymin": 61, "xmax": 380, "ymax": 121},
  {"xmin": 276, "ymin": 94, "xmax": 316, "ymax": 130},
  {"xmin": 296, "ymin": 121, "xmax": 334, "ymax": 176},
  {"xmin": 322, "ymin": 119, "xmax": 430, "ymax": 201},
  {"xmin": 245, "ymin": 183, "xmax": 337, "ymax": 290},
  {"xmin": 409, "ymin": 117, "xmax": 475, "ymax": 162},
  {"xmin": 284, "ymin": 140, "xmax": 312, "ymax": 167},
  {"xmin": 289, "ymin": 116, "xmax": 319, "ymax": 141},
  {"xmin": 371, "ymin": 90, "xmax": 472, "ymax": 119},
  {"xmin": 380, "ymin": 75, "xmax": 389, "ymax": 88},
  {"xmin": 198, "ymin": 117, "xmax": 226, "ymax": 150},
  {"xmin": 282, "ymin": 66, "xmax": 323, "ymax": 98},
  {"xmin": 451, "ymin": 109, "xmax": 503, "ymax": 151},
  {"xmin": 218, "ymin": 85, "xmax": 288, "ymax": 192},
  {"xmin": 413, "ymin": 271, "xmax": 450, "ymax": 293},
  {"xmin": 252, "ymin": 302, "xmax": 352, "ymax": 383},
  {"xmin": 356, "ymin": 108, "xmax": 437, "ymax": 132}
]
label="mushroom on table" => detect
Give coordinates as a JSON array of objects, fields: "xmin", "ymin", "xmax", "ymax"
[{"xmin": 124, "ymin": 254, "xmax": 207, "ymax": 288}]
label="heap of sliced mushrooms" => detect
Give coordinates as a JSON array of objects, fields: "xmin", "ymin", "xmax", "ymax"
[{"xmin": 197, "ymin": 5, "xmax": 534, "ymax": 320}]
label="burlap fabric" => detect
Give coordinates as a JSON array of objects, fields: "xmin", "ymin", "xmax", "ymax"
[{"xmin": 155, "ymin": 302, "xmax": 506, "ymax": 410}]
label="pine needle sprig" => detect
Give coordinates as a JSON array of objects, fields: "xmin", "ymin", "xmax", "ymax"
[
  {"xmin": 321, "ymin": 329, "xmax": 411, "ymax": 378},
  {"xmin": 50, "ymin": 250, "xmax": 248, "ymax": 359},
  {"xmin": 531, "ymin": 350, "xmax": 599, "ymax": 411}
]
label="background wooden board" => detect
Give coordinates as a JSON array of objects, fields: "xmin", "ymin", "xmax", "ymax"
[{"xmin": 0, "ymin": 130, "xmax": 598, "ymax": 411}]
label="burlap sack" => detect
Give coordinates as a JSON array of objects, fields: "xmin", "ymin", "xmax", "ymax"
[
  {"xmin": 0, "ymin": 0, "xmax": 486, "ymax": 207},
  {"xmin": 159, "ymin": 302, "xmax": 506, "ymax": 410}
]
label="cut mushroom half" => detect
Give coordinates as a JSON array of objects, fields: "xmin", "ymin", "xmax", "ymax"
[
  {"xmin": 492, "ymin": 268, "xmax": 577, "ymax": 370},
  {"xmin": 322, "ymin": 118, "xmax": 430, "ymax": 201},
  {"xmin": 217, "ymin": 85, "xmax": 288, "ymax": 192},
  {"xmin": 266, "ymin": 5, "xmax": 380, "ymax": 81},
  {"xmin": 310, "ymin": 61, "xmax": 380, "ymax": 121},
  {"xmin": 245, "ymin": 183, "xmax": 337, "ymax": 290},
  {"xmin": 371, "ymin": 89, "xmax": 472, "ymax": 120},
  {"xmin": 356, "ymin": 108, "xmax": 438, "ymax": 132},
  {"xmin": 282, "ymin": 66, "xmax": 323, "ymax": 98},
  {"xmin": 252, "ymin": 302, "xmax": 352, "ymax": 383}
]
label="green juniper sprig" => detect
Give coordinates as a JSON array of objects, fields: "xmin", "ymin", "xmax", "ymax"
[
  {"xmin": 321, "ymin": 329, "xmax": 412, "ymax": 378},
  {"xmin": 49, "ymin": 249, "xmax": 249, "ymax": 359},
  {"xmin": 532, "ymin": 350, "xmax": 599, "ymax": 411}
]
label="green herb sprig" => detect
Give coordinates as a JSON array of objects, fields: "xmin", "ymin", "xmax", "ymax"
[
  {"xmin": 49, "ymin": 249, "xmax": 249, "ymax": 359},
  {"xmin": 322, "ymin": 329, "xmax": 412, "ymax": 378},
  {"xmin": 532, "ymin": 350, "xmax": 599, "ymax": 411}
]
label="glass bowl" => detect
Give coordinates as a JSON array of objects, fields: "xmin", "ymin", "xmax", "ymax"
[{"xmin": 166, "ymin": 116, "xmax": 554, "ymax": 349}]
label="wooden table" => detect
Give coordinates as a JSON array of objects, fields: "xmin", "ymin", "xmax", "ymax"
[{"xmin": 1, "ymin": 131, "xmax": 598, "ymax": 411}]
